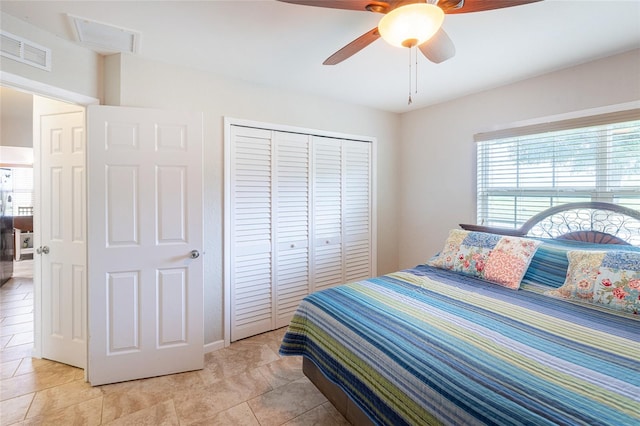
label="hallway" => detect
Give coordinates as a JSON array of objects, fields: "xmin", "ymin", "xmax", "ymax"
[{"xmin": 1, "ymin": 260, "xmax": 34, "ymax": 362}]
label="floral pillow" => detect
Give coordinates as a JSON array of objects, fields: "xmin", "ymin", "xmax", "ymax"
[
  {"xmin": 428, "ymin": 229, "xmax": 471, "ymax": 270},
  {"xmin": 484, "ymin": 237, "xmax": 542, "ymax": 290},
  {"xmin": 544, "ymin": 250, "xmax": 640, "ymax": 314},
  {"xmin": 428, "ymin": 230, "xmax": 540, "ymax": 289},
  {"xmin": 451, "ymin": 231, "xmax": 502, "ymax": 276}
]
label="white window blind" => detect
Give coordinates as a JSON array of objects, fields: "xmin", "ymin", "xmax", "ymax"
[
  {"xmin": 475, "ymin": 109, "xmax": 640, "ymax": 228},
  {"xmin": 11, "ymin": 167, "xmax": 34, "ymax": 216}
]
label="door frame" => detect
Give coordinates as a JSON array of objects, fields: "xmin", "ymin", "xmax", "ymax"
[{"xmin": 0, "ymin": 71, "xmax": 99, "ymax": 367}]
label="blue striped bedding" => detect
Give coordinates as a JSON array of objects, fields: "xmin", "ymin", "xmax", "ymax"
[{"xmin": 279, "ymin": 265, "xmax": 640, "ymax": 426}]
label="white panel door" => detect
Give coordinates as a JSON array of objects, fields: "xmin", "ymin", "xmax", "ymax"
[
  {"xmin": 229, "ymin": 126, "xmax": 273, "ymax": 342},
  {"xmin": 87, "ymin": 106, "xmax": 203, "ymax": 386},
  {"xmin": 343, "ymin": 140, "xmax": 373, "ymax": 282},
  {"xmin": 312, "ymin": 137, "xmax": 343, "ymax": 291},
  {"xmin": 273, "ymin": 132, "xmax": 310, "ymax": 328},
  {"xmin": 40, "ymin": 111, "xmax": 87, "ymax": 368}
]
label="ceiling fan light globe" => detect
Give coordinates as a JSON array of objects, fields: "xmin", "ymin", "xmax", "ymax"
[{"xmin": 378, "ymin": 3, "xmax": 444, "ymax": 48}]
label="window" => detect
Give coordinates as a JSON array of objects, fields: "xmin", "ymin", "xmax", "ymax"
[
  {"xmin": 9, "ymin": 167, "xmax": 34, "ymax": 216},
  {"xmin": 475, "ymin": 109, "xmax": 640, "ymax": 228}
]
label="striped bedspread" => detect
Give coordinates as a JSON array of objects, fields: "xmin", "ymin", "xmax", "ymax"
[{"xmin": 279, "ymin": 265, "xmax": 640, "ymax": 426}]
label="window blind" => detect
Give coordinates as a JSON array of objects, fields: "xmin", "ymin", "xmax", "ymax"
[
  {"xmin": 11, "ymin": 167, "xmax": 34, "ymax": 216},
  {"xmin": 475, "ymin": 110, "xmax": 640, "ymax": 228}
]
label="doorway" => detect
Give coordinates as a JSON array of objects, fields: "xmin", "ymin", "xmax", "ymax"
[
  {"xmin": 2, "ymin": 74, "xmax": 206, "ymax": 386},
  {"xmin": 0, "ymin": 81, "xmax": 92, "ymax": 372}
]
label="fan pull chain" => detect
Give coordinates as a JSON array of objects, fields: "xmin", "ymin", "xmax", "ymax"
[
  {"xmin": 408, "ymin": 46, "xmax": 412, "ymax": 105},
  {"xmin": 415, "ymin": 45, "xmax": 419, "ymax": 96},
  {"xmin": 407, "ymin": 46, "xmax": 419, "ymax": 105}
]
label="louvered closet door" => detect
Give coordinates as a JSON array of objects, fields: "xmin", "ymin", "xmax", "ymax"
[
  {"xmin": 344, "ymin": 140, "xmax": 373, "ymax": 282},
  {"xmin": 312, "ymin": 137, "xmax": 344, "ymax": 291},
  {"xmin": 230, "ymin": 126, "xmax": 273, "ymax": 341},
  {"xmin": 227, "ymin": 122, "xmax": 374, "ymax": 343},
  {"xmin": 274, "ymin": 132, "xmax": 310, "ymax": 328}
]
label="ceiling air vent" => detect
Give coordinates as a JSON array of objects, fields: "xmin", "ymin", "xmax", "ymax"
[
  {"xmin": 69, "ymin": 14, "xmax": 140, "ymax": 55},
  {"xmin": 0, "ymin": 31, "xmax": 51, "ymax": 71}
]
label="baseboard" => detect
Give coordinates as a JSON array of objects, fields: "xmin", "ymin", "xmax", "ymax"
[{"xmin": 204, "ymin": 339, "xmax": 225, "ymax": 353}]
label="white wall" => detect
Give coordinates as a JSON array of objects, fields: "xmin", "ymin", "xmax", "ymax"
[
  {"xmin": 1, "ymin": 87, "xmax": 33, "ymax": 148},
  {"xmin": 398, "ymin": 49, "xmax": 640, "ymax": 269},
  {"xmin": 108, "ymin": 53, "xmax": 401, "ymax": 346},
  {"xmin": 0, "ymin": 12, "xmax": 102, "ymax": 101}
]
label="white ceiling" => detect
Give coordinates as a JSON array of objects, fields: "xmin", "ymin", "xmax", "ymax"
[{"xmin": 2, "ymin": 0, "xmax": 639, "ymax": 113}]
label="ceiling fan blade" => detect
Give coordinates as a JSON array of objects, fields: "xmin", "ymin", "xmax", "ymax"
[
  {"xmin": 323, "ymin": 27, "xmax": 381, "ymax": 65},
  {"xmin": 277, "ymin": 0, "xmax": 391, "ymax": 13},
  {"xmin": 444, "ymin": 0, "xmax": 543, "ymax": 14},
  {"xmin": 419, "ymin": 28, "xmax": 456, "ymax": 64}
]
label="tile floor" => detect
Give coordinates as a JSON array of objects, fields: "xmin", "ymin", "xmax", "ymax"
[{"xmin": 0, "ymin": 261, "xmax": 349, "ymax": 425}]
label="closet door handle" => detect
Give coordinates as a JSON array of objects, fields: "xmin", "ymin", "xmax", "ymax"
[
  {"xmin": 190, "ymin": 250, "xmax": 200, "ymax": 259},
  {"xmin": 36, "ymin": 246, "xmax": 50, "ymax": 255}
]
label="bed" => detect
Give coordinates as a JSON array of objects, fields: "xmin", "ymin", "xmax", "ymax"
[{"xmin": 279, "ymin": 202, "xmax": 640, "ymax": 425}]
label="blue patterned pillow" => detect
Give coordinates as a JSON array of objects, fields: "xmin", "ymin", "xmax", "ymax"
[{"xmin": 522, "ymin": 239, "xmax": 640, "ymax": 288}]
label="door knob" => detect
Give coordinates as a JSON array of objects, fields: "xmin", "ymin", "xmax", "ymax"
[
  {"xmin": 190, "ymin": 250, "xmax": 200, "ymax": 259},
  {"xmin": 36, "ymin": 246, "xmax": 50, "ymax": 255}
]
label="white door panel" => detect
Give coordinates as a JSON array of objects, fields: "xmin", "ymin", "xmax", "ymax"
[
  {"xmin": 274, "ymin": 132, "xmax": 310, "ymax": 329},
  {"xmin": 40, "ymin": 111, "xmax": 87, "ymax": 369},
  {"xmin": 87, "ymin": 106, "xmax": 203, "ymax": 386},
  {"xmin": 312, "ymin": 137, "xmax": 343, "ymax": 291},
  {"xmin": 229, "ymin": 126, "xmax": 273, "ymax": 341},
  {"xmin": 343, "ymin": 140, "xmax": 373, "ymax": 283}
]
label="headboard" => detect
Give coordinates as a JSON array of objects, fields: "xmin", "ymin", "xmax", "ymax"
[{"xmin": 460, "ymin": 202, "xmax": 640, "ymax": 246}]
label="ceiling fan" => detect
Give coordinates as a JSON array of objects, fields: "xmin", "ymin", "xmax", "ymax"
[{"xmin": 277, "ymin": 0, "xmax": 542, "ymax": 65}]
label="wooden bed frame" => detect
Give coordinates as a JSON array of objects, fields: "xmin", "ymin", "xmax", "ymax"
[{"xmin": 302, "ymin": 202, "xmax": 640, "ymax": 425}]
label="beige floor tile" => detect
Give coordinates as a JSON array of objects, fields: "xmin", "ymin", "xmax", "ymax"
[
  {"xmin": 186, "ymin": 402, "xmax": 260, "ymax": 426},
  {"xmin": 0, "ymin": 320, "xmax": 34, "ymax": 337},
  {"xmin": 0, "ymin": 393, "xmax": 34, "ymax": 425},
  {"xmin": 5, "ymin": 331, "xmax": 34, "ymax": 347},
  {"xmin": 26, "ymin": 379, "xmax": 103, "ymax": 418},
  {"xmin": 0, "ymin": 298, "xmax": 34, "ymax": 311},
  {"xmin": 321, "ymin": 401, "xmax": 352, "ymax": 424},
  {"xmin": 104, "ymin": 399, "xmax": 179, "ymax": 426},
  {"xmin": 237, "ymin": 328, "xmax": 288, "ymax": 354},
  {"xmin": 1, "ymin": 358, "xmax": 21, "ymax": 379},
  {"xmin": 0, "ymin": 343, "xmax": 34, "ymax": 363},
  {"xmin": 0, "ymin": 282, "xmax": 22, "ymax": 291},
  {"xmin": 0, "ymin": 293, "xmax": 31, "ymax": 303},
  {"xmin": 0, "ymin": 306, "xmax": 32, "ymax": 319},
  {"xmin": 173, "ymin": 368, "xmax": 272, "ymax": 424},
  {"xmin": 12, "ymin": 357, "xmax": 61, "ymax": 376},
  {"xmin": 100, "ymin": 370, "xmax": 203, "ymax": 420},
  {"xmin": 200, "ymin": 343, "xmax": 279, "ymax": 386},
  {"xmin": 1, "ymin": 313, "xmax": 33, "ymax": 327},
  {"xmin": 257, "ymin": 355, "xmax": 304, "ymax": 389},
  {"xmin": 1, "ymin": 334, "xmax": 11, "ymax": 348},
  {"xmin": 101, "ymin": 382, "xmax": 175, "ymax": 423},
  {"xmin": 247, "ymin": 376, "xmax": 328, "ymax": 426},
  {"xmin": 0, "ymin": 362, "xmax": 80, "ymax": 401},
  {"xmin": 19, "ymin": 396, "xmax": 103, "ymax": 426},
  {"xmin": 283, "ymin": 403, "xmax": 351, "ymax": 426}
]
